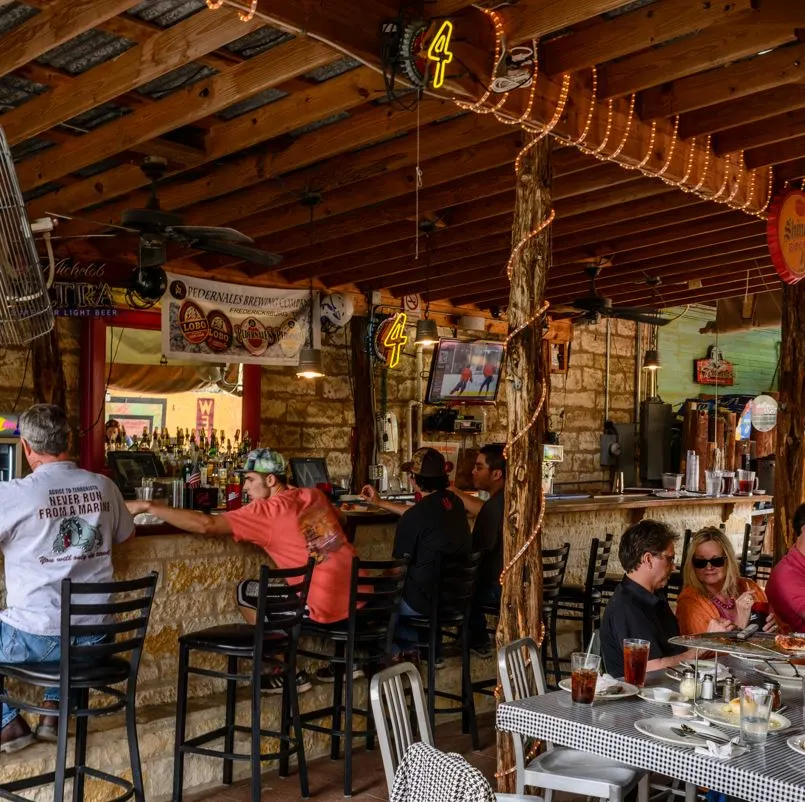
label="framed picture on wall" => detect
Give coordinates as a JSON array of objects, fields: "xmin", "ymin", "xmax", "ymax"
[
  {"xmin": 550, "ymin": 342, "xmax": 571, "ymax": 374},
  {"xmin": 107, "ymin": 397, "xmax": 167, "ymax": 433}
]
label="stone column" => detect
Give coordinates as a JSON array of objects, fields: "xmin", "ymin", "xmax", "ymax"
[
  {"xmin": 774, "ymin": 280, "xmax": 805, "ymax": 559},
  {"xmin": 497, "ymin": 134, "xmax": 552, "ymax": 792}
]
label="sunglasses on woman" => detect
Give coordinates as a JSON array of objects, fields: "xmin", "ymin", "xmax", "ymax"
[{"xmin": 692, "ymin": 555, "xmax": 726, "ymax": 569}]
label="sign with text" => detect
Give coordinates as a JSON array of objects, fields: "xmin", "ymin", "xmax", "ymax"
[
  {"xmin": 196, "ymin": 397, "xmax": 215, "ymax": 435},
  {"xmin": 767, "ymin": 188, "xmax": 805, "ymax": 284},
  {"xmin": 47, "ymin": 259, "xmax": 125, "ymax": 317},
  {"xmin": 162, "ymin": 272, "xmax": 320, "ymax": 365}
]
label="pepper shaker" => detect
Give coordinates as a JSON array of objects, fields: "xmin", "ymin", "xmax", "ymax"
[{"xmin": 701, "ymin": 673, "xmax": 715, "ymax": 701}]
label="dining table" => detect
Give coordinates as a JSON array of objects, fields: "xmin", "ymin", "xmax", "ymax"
[{"xmin": 496, "ymin": 661, "xmax": 805, "ymax": 802}]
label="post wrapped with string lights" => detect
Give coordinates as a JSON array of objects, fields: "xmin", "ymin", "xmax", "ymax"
[{"xmin": 495, "ymin": 133, "xmax": 553, "ymax": 794}]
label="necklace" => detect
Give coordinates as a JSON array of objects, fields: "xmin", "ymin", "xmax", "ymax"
[{"xmin": 711, "ymin": 594, "xmax": 736, "ymax": 616}]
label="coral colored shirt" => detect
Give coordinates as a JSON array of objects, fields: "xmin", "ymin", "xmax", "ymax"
[
  {"xmin": 676, "ymin": 578, "xmax": 767, "ymax": 635},
  {"xmin": 225, "ymin": 487, "xmax": 355, "ymax": 624},
  {"xmin": 766, "ymin": 545, "xmax": 805, "ymax": 633}
]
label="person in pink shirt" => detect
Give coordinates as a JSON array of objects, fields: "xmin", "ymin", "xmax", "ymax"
[
  {"xmin": 766, "ymin": 504, "xmax": 805, "ymax": 633},
  {"xmin": 128, "ymin": 448, "xmax": 355, "ymax": 693}
]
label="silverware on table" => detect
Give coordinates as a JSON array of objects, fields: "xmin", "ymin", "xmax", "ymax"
[{"xmin": 677, "ymin": 723, "xmax": 732, "ymax": 744}]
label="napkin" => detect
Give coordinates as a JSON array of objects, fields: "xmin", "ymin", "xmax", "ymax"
[
  {"xmin": 596, "ymin": 674, "xmax": 622, "ymax": 692},
  {"xmin": 694, "ymin": 735, "xmax": 748, "ymax": 760},
  {"xmin": 134, "ymin": 512, "xmax": 164, "ymax": 525}
]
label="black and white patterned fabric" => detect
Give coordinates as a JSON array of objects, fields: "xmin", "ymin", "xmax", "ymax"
[
  {"xmin": 390, "ymin": 742, "xmax": 496, "ymax": 802},
  {"xmin": 497, "ymin": 684, "xmax": 805, "ymax": 802}
]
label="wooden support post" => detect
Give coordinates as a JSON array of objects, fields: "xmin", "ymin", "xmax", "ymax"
[
  {"xmin": 774, "ymin": 281, "xmax": 805, "ymax": 560},
  {"xmin": 350, "ymin": 315, "xmax": 374, "ymax": 492},
  {"xmin": 496, "ymin": 135, "xmax": 552, "ymax": 792}
]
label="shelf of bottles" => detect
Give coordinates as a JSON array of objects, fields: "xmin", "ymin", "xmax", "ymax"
[{"xmin": 106, "ymin": 426, "xmax": 253, "ymax": 492}]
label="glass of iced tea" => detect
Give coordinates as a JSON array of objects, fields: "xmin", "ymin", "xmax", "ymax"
[
  {"xmin": 623, "ymin": 638, "xmax": 650, "ymax": 687},
  {"xmin": 571, "ymin": 652, "xmax": 601, "ymax": 704}
]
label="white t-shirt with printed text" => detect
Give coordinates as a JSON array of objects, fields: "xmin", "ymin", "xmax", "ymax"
[{"xmin": 0, "ymin": 461, "xmax": 134, "ymax": 636}]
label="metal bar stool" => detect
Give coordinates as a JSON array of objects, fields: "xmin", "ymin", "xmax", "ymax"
[
  {"xmin": 0, "ymin": 573, "xmax": 158, "ymax": 802},
  {"xmin": 541, "ymin": 542, "xmax": 570, "ymax": 687},
  {"xmin": 172, "ymin": 560, "xmax": 314, "ymax": 802},
  {"xmin": 297, "ymin": 556, "xmax": 408, "ymax": 798},
  {"xmin": 741, "ymin": 519, "xmax": 769, "ymax": 579},
  {"xmin": 555, "ymin": 534, "xmax": 614, "ymax": 662}
]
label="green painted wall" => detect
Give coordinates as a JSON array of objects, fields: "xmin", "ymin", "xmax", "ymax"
[{"xmin": 657, "ymin": 307, "xmax": 780, "ymax": 406}]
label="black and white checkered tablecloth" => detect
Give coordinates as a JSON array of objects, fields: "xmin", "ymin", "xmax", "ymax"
[{"xmin": 497, "ymin": 679, "xmax": 805, "ymax": 802}]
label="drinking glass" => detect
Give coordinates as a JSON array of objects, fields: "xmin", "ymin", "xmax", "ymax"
[
  {"xmin": 571, "ymin": 652, "xmax": 601, "ymax": 704},
  {"xmin": 705, "ymin": 470, "xmax": 722, "ymax": 497},
  {"xmin": 623, "ymin": 639, "xmax": 650, "ymax": 687},
  {"xmin": 740, "ymin": 685, "xmax": 772, "ymax": 744},
  {"xmin": 721, "ymin": 471, "xmax": 736, "ymax": 495},
  {"xmin": 736, "ymin": 469, "xmax": 758, "ymax": 495}
]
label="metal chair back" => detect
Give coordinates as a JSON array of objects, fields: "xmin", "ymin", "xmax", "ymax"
[
  {"xmin": 586, "ymin": 533, "xmax": 614, "ymax": 592},
  {"xmin": 741, "ymin": 521, "xmax": 768, "ymax": 578},
  {"xmin": 542, "ymin": 543, "xmax": 570, "ymax": 601}
]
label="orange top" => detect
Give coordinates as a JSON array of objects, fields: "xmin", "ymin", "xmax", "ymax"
[{"xmin": 676, "ymin": 578, "xmax": 768, "ymax": 635}]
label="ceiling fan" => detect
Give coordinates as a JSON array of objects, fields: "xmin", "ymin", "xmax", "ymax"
[
  {"xmin": 48, "ymin": 156, "xmax": 282, "ymax": 302},
  {"xmin": 556, "ymin": 262, "xmax": 676, "ymax": 326}
]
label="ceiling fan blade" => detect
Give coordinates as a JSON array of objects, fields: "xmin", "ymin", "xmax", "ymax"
[
  {"xmin": 612, "ymin": 307, "xmax": 673, "ymax": 326},
  {"xmin": 167, "ymin": 225, "xmax": 254, "ymax": 244},
  {"xmin": 194, "ymin": 238, "xmax": 283, "ymax": 268},
  {"xmin": 49, "ymin": 234, "xmax": 119, "ymax": 240},
  {"xmin": 45, "ymin": 211, "xmax": 138, "ymax": 234}
]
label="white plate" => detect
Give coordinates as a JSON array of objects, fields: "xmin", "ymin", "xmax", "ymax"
[
  {"xmin": 639, "ymin": 688, "xmax": 685, "ymax": 704},
  {"xmin": 634, "ymin": 718, "xmax": 720, "ymax": 748},
  {"xmin": 754, "ymin": 663, "xmax": 805, "ymax": 690},
  {"xmin": 787, "ymin": 735, "xmax": 805, "ymax": 756},
  {"xmin": 558, "ymin": 678, "xmax": 639, "ymax": 699},
  {"xmin": 695, "ymin": 700, "xmax": 792, "ymax": 732}
]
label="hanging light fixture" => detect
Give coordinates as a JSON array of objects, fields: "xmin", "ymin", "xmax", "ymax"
[
  {"xmin": 415, "ymin": 219, "xmax": 439, "ymax": 348},
  {"xmin": 297, "ymin": 192, "xmax": 325, "ymax": 380},
  {"xmin": 642, "ymin": 349, "xmax": 661, "ymax": 370}
]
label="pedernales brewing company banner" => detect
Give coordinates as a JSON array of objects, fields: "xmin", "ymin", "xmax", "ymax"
[{"xmin": 161, "ymin": 273, "xmax": 320, "ymax": 365}]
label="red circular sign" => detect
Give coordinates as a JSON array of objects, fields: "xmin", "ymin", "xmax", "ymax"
[
  {"xmin": 238, "ymin": 317, "xmax": 268, "ymax": 356},
  {"xmin": 205, "ymin": 310, "xmax": 233, "ymax": 353},
  {"xmin": 767, "ymin": 188, "xmax": 805, "ymax": 284},
  {"xmin": 178, "ymin": 300, "xmax": 208, "ymax": 344}
]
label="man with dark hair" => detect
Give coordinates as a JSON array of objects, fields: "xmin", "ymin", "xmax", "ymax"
[
  {"xmin": 453, "ymin": 444, "xmax": 506, "ymax": 657},
  {"xmin": 362, "ymin": 447, "xmax": 471, "ymax": 660},
  {"xmin": 766, "ymin": 503, "xmax": 805, "ymax": 632},
  {"xmin": 601, "ymin": 520, "xmax": 702, "ymax": 677},
  {"xmin": 128, "ymin": 447, "xmax": 356, "ymax": 693},
  {"xmin": 0, "ymin": 404, "xmax": 134, "ymax": 753}
]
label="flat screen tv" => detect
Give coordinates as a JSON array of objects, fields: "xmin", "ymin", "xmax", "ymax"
[{"xmin": 425, "ymin": 338, "xmax": 505, "ymax": 404}]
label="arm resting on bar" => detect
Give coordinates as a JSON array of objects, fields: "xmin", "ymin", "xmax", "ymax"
[{"xmin": 126, "ymin": 500, "xmax": 233, "ymax": 536}]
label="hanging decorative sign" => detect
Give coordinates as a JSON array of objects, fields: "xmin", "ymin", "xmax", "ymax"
[
  {"xmin": 372, "ymin": 312, "xmax": 408, "ymax": 369},
  {"xmin": 402, "ymin": 294, "xmax": 421, "ymax": 315},
  {"xmin": 694, "ymin": 346, "xmax": 734, "ymax": 386},
  {"xmin": 750, "ymin": 394, "xmax": 778, "ymax": 433},
  {"xmin": 426, "ymin": 20, "xmax": 453, "ymax": 89},
  {"xmin": 767, "ymin": 188, "xmax": 805, "ymax": 284},
  {"xmin": 161, "ymin": 272, "xmax": 318, "ymax": 365}
]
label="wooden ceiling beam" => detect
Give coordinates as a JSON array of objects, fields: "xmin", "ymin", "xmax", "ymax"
[
  {"xmin": 713, "ymin": 107, "xmax": 805, "ymax": 155},
  {"xmin": 2, "ymin": 7, "xmax": 260, "ymax": 146},
  {"xmin": 542, "ymin": 0, "xmax": 754, "ymax": 77},
  {"xmin": 776, "ymin": 157, "xmax": 805, "ymax": 182},
  {"xmin": 16, "ymin": 38, "xmax": 338, "ymax": 192},
  {"xmin": 679, "ymin": 84, "xmax": 805, "ymax": 140},
  {"xmin": 640, "ymin": 41, "xmax": 805, "ymax": 120},
  {"xmin": 599, "ymin": 4, "xmax": 797, "ymax": 100},
  {"xmin": 502, "ymin": 0, "xmax": 639, "ymax": 41},
  {"xmin": 745, "ymin": 132, "xmax": 805, "ymax": 168},
  {"xmin": 0, "ymin": 0, "xmax": 143, "ymax": 80},
  {"xmin": 33, "ymin": 74, "xmax": 393, "ymax": 230}
]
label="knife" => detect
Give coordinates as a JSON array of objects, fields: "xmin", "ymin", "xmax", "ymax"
[
  {"xmin": 737, "ymin": 623, "xmax": 759, "ymax": 640},
  {"xmin": 672, "ymin": 726, "xmax": 731, "ymax": 745}
]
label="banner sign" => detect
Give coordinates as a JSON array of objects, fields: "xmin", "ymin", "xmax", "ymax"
[
  {"xmin": 767, "ymin": 188, "xmax": 805, "ymax": 284},
  {"xmin": 196, "ymin": 397, "xmax": 214, "ymax": 434},
  {"xmin": 162, "ymin": 272, "xmax": 320, "ymax": 365}
]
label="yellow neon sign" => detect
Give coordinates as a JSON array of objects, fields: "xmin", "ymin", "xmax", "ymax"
[
  {"xmin": 426, "ymin": 20, "xmax": 454, "ymax": 89},
  {"xmin": 382, "ymin": 312, "xmax": 408, "ymax": 369}
]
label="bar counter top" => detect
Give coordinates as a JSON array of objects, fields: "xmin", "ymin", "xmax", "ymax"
[{"xmin": 544, "ymin": 492, "xmax": 772, "ymax": 514}]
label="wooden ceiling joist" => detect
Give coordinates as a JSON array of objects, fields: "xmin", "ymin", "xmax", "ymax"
[
  {"xmin": 713, "ymin": 107, "xmax": 805, "ymax": 155},
  {"xmin": 541, "ymin": 0, "xmax": 754, "ymax": 77},
  {"xmin": 2, "ymin": 7, "xmax": 260, "ymax": 146},
  {"xmin": 745, "ymin": 131, "xmax": 805, "ymax": 169}
]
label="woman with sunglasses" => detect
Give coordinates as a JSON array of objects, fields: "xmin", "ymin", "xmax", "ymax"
[{"xmin": 677, "ymin": 527, "xmax": 777, "ymax": 634}]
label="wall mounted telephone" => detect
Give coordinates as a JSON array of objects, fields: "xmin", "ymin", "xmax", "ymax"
[{"xmin": 377, "ymin": 412, "xmax": 399, "ymax": 453}]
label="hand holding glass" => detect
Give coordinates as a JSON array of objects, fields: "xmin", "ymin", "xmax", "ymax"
[
  {"xmin": 571, "ymin": 652, "xmax": 601, "ymax": 704},
  {"xmin": 623, "ymin": 639, "xmax": 650, "ymax": 687}
]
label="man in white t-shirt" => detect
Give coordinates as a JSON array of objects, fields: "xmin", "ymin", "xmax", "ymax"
[{"xmin": 0, "ymin": 404, "xmax": 134, "ymax": 753}]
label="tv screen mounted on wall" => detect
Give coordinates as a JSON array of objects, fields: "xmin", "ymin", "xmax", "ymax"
[{"xmin": 425, "ymin": 338, "xmax": 504, "ymax": 404}]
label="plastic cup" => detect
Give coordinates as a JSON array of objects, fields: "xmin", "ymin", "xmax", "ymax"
[
  {"xmin": 570, "ymin": 652, "xmax": 601, "ymax": 704},
  {"xmin": 740, "ymin": 685, "xmax": 772, "ymax": 744},
  {"xmin": 623, "ymin": 638, "xmax": 650, "ymax": 687}
]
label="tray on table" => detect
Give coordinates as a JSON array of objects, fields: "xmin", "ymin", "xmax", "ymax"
[{"xmin": 668, "ymin": 632, "xmax": 792, "ymax": 661}]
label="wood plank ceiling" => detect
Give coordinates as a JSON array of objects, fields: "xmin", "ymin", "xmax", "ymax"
[{"xmin": 2, "ymin": 0, "xmax": 801, "ymax": 314}]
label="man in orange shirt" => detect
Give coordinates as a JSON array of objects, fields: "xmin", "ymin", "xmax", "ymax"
[
  {"xmin": 449, "ymin": 364, "xmax": 473, "ymax": 395},
  {"xmin": 127, "ymin": 448, "xmax": 356, "ymax": 694}
]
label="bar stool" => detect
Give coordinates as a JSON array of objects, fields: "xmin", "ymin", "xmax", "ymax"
[
  {"xmin": 541, "ymin": 542, "xmax": 570, "ymax": 687},
  {"xmin": 405, "ymin": 552, "xmax": 481, "ymax": 749},
  {"xmin": 172, "ymin": 560, "xmax": 314, "ymax": 802},
  {"xmin": 0, "ymin": 573, "xmax": 158, "ymax": 802},
  {"xmin": 665, "ymin": 528, "xmax": 693, "ymax": 603},
  {"xmin": 298, "ymin": 556, "xmax": 408, "ymax": 798},
  {"xmin": 555, "ymin": 534, "xmax": 614, "ymax": 664},
  {"xmin": 741, "ymin": 519, "xmax": 769, "ymax": 579}
]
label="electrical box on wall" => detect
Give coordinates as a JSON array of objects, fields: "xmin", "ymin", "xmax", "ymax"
[{"xmin": 377, "ymin": 412, "xmax": 398, "ymax": 453}]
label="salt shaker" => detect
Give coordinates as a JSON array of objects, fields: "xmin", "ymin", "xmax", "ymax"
[
  {"xmin": 680, "ymin": 670, "xmax": 698, "ymax": 701},
  {"xmin": 701, "ymin": 673, "xmax": 715, "ymax": 701}
]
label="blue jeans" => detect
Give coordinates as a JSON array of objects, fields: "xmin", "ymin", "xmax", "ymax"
[{"xmin": 0, "ymin": 622, "xmax": 103, "ymax": 728}]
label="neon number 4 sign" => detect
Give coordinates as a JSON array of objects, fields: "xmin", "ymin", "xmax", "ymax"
[
  {"xmin": 427, "ymin": 20, "xmax": 453, "ymax": 89},
  {"xmin": 382, "ymin": 312, "xmax": 408, "ymax": 369}
]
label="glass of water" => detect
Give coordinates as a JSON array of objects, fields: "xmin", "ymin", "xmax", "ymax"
[{"xmin": 740, "ymin": 685, "xmax": 773, "ymax": 744}]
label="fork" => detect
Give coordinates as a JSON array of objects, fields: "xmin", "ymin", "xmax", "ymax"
[{"xmin": 679, "ymin": 723, "xmax": 732, "ymax": 743}]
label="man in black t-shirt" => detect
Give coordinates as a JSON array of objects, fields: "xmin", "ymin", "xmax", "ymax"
[
  {"xmin": 453, "ymin": 444, "xmax": 505, "ymax": 656},
  {"xmin": 362, "ymin": 447, "xmax": 471, "ymax": 660}
]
